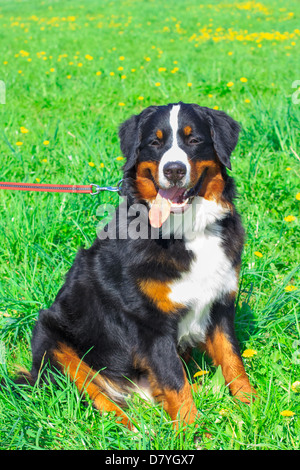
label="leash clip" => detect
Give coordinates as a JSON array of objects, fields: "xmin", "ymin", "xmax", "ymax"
[{"xmin": 90, "ymin": 179, "xmax": 123, "ymax": 196}]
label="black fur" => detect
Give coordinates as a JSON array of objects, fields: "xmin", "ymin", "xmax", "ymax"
[{"xmin": 8, "ymin": 103, "xmax": 254, "ymax": 422}]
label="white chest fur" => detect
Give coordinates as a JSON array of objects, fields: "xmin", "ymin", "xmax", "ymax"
[{"xmin": 168, "ymin": 198, "xmax": 238, "ymax": 349}]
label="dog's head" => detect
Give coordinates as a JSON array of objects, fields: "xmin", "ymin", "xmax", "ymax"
[{"xmin": 119, "ymin": 102, "xmax": 240, "ymax": 228}]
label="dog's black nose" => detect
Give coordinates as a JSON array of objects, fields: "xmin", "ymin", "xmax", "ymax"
[{"xmin": 163, "ymin": 161, "xmax": 187, "ymax": 183}]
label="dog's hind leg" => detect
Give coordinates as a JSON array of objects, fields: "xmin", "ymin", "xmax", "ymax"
[{"xmin": 53, "ymin": 343, "xmax": 133, "ymax": 428}]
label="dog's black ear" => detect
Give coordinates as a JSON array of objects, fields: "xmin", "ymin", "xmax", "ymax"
[
  {"xmin": 119, "ymin": 114, "xmax": 140, "ymax": 173},
  {"xmin": 206, "ymin": 108, "xmax": 240, "ymax": 170},
  {"xmin": 119, "ymin": 106, "xmax": 159, "ymax": 173}
]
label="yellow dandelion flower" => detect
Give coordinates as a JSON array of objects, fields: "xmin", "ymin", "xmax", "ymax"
[
  {"xmin": 145, "ymin": 57, "xmax": 151, "ymax": 62},
  {"xmin": 219, "ymin": 408, "xmax": 230, "ymax": 417},
  {"xmin": 67, "ymin": 75, "xmax": 71, "ymax": 79},
  {"xmin": 284, "ymin": 285, "xmax": 297, "ymax": 292},
  {"xmin": 16, "ymin": 141, "xmax": 23, "ymax": 146},
  {"xmin": 228, "ymin": 51, "xmax": 233, "ymax": 56},
  {"xmin": 242, "ymin": 349, "xmax": 257, "ymax": 358},
  {"xmin": 155, "ymin": 82, "xmax": 161, "ymax": 87},
  {"xmin": 85, "ymin": 54, "xmax": 93, "ymax": 60},
  {"xmin": 240, "ymin": 77, "xmax": 248, "ymax": 82},
  {"xmin": 88, "ymin": 162, "xmax": 95, "ymax": 167},
  {"xmin": 245, "ymin": 99, "xmax": 251, "ymax": 103},
  {"xmin": 208, "ymin": 94, "xmax": 213, "ymax": 98},
  {"xmin": 100, "ymin": 162, "xmax": 104, "ymax": 168},
  {"xmin": 286, "ymin": 167, "xmax": 291, "ymax": 171},
  {"xmin": 213, "ymin": 106, "xmax": 219, "ymax": 110},
  {"xmin": 3, "ymin": 61, "xmax": 8, "ymax": 65},
  {"xmin": 118, "ymin": 66, "xmax": 124, "ymax": 71},
  {"xmin": 18, "ymin": 70, "xmax": 23, "ymax": 74},
  {"xmin": 194, "ymin": 370, "xmax": 209, "ymax": 378},
  {"xmin": 96, "ymin": 71, "xmax": 102, "ymax": 76},
  {"xmin": 291, "ymin": 381, "xmax": 300, "ymax": 393},
  {"xmin": 116, "ymin": 156, "xmax": 124, "ymax": 161},
  {"xmin": 43, "ymin": 140, "xmax": 50, "ymax": 146},
  {"xmin": 295, "ymin": 192, "xmax": 300, "ymax": 200},
  {"xmin": 36, "ymin": 178, "xmax": 41, "ymax": 182},
  {"xmin": 121, "ymin": 75, "xmax": 126, "ymax": 79},
  {"xmin": 280, "ymin": 410, "xmax": 295, "ymax": 417},
  {"xmin": 227, "ymin": 81, "xmax": 234, "ymax": 87},
  {"xmin": 20, "ymin": 127, "xmax": 29, "ymax": 134},
  {"xmin": 187, "ymin": 82, "xmax": 192, "ymax": 87},
  {"xmin": 118, "ymin": 102, "xmax": 125, "ymax": 106},
  {"xmin": 158, "ymin": 67, "xmax": 166, "ymax": 72},
  {"xmin": 119, "ymin": 56, "xmax": 125, "ymax": 61},
  {"xmin": 138, "ymin": 96, "xmax": 144, "ymax": 100},
  {"xmin": 110, "ymin": 72, "xmax": 115, "ymax": 76},
  {"xmin": 77, "ymin": 63, "xmax": 83, "ymax": 67},
  {"xmin": 42, "ymin": 158, "xmax": 47, "ymax": 163},
  {"xmin": 131, "ymin": 68, "xmax": 136, "ymax": 72},
  {"xmin": 254, "ymin": 251, "xmax": 263, "ymax": 258},
  {"xmin": 284, "ymin": 215, "xmax": 296, "ymax": 222}
]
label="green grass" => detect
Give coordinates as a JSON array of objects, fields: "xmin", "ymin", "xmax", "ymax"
[{"xmin": 0, "ymin": 0, "xmax": 299, "ymax": 450}]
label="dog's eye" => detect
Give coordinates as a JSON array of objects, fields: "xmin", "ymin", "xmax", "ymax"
[
  {"xmin": 149, "ymin": 139, "xmax": 161, "ymax": 147},
  {"xmin": 188, "ymin": 137, "xmax": 202, "ymax": 145}
]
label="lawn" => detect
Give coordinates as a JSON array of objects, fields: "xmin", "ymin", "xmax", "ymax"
[{"xmin": 0, "ymin": 0, "xmax": 299, "ymax": 451}]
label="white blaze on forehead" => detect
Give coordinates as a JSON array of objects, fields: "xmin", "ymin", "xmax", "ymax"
[
  {"xmin": 169, "ymin": 103, "xmax": 180, "ymax": 137},
  {"xmin": 158, "ymin": 104, "xmax": 190, "ymax": 188}
]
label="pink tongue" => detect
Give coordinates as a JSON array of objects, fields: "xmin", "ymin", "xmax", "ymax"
[{"xmin": 148, "ymin": 187, "xmax": 185, "ymax": 228}]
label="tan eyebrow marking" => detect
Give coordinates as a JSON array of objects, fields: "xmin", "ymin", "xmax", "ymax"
[
  {"xmin": 183, "ymin": 125, "xmax": 192, "ymax": 136},
  {"xmin": 156, "ymin": 129, "xmax": 163, "ymax": 139}
]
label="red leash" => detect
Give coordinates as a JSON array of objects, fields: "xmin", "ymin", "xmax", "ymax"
[
  {"xmin": 0, "ymin": 181, "xmax": 91, "ymax": 194},
  {"xmin": 0, "ymin": 180, "xmax": 123, "ymax": 196}
]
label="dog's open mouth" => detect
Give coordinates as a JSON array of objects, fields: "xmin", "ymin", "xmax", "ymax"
[
  {"xmin": 148, "ymin": 168, "xmax": 208, "ymax": 228},
  {"xmin": 148, "ymin": 187, "xmax": 193, "ymax": 228}
]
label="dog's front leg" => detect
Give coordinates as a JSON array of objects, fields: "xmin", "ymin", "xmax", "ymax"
[
  {"xmin": 201, "ymin": 299, "xmax": 257, "ymax": 403},
  {"xmin": 153, "ymin": 374, "xmax": 198, "ymax": 430},
  {"xmin": 139, "ymin": 340, "xmax": 198, "ymax": 429}
]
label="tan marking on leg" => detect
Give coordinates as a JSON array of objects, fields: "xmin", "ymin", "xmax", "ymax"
[
  {"xmin": 53, "ymin": 343, "xmax": 132, "ymax": 428},
  {"xmin": 134, "ymin": 356, "xmax": 198, "ymax": 429},
  {"xmin": 151, "ymin": 376, "xmax": 198, "ymax": 429},
  {"xmin": 204, "ymin": 328, "xmax": 257, "ymax": 403}
]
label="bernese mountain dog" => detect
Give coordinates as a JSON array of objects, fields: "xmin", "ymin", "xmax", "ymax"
[{"xmin": 14, "ymin": 102, "xmax": 256, "ymax": 430}]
